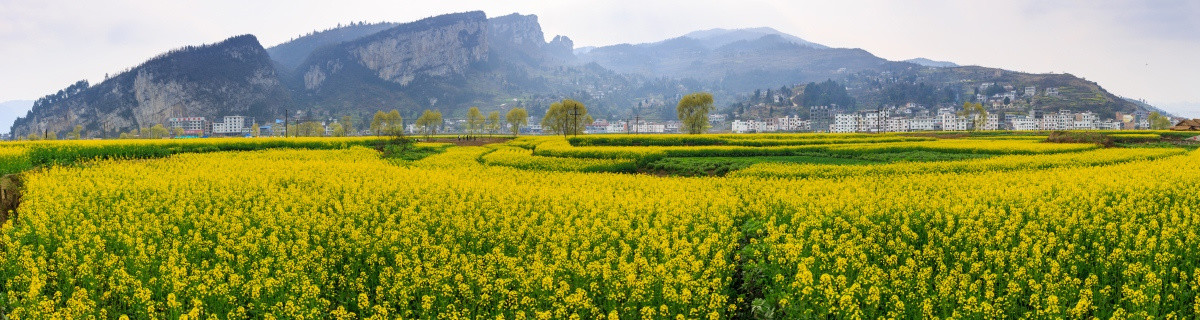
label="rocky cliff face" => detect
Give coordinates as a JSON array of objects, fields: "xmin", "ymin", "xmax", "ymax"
[
  {"xmin": 10, "ymin": 35, "xmax": 291, "ymax": 138},
  {"xmin": 487, "ymin": 13, "xmax": 574, "ymax": 65},
  {"xmin": 299, "ymin": 11, "xmax": 489, "ymax": 91}
]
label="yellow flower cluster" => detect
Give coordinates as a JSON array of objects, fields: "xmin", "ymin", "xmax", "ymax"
[
  {"xmin": 534, "ymin": 138, "xmax": 1097, "ymax": 162},
  {"xmin": 730, "ymin": 147, "xmax": 1185, "ymax": 179},
  {"xmin": 730, "ymin": 148, "xmax": 1200, "ymax": 318},
  {"xmin": 0, "ymin": 146, "xmax": 30, "ymax": 175},
  {"xmin": 2, "ymin": 146, "xmax": 742, "ymax": 319},
  {"xmin": 1, "ymin": 134, "xmax": 1197, "ymax": 319}
]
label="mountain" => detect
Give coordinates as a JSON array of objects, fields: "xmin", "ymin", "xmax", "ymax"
[
  {"xmin": 8, "ymin": 11, "xmax": 1154, "ymax": 137},
  {"xmin": 0, "ymin": 100, "xmax": 33, "ymax": 135},
  {"xmin": 1122, "ymin": 97, "xmax": 1177, "ymax": 118},
  {"xmin": 904, "ymin": 58, "xmax": 958, "ymax": 68},
  {"xmin": 10, "ymin": 35, "xmax": 292, "ymax": 138},
  {"xmin": 576, "ymin": 33, "xmax": 897, "ymax": 93},
  {"xmin": 683, "ymin": 27, "xmax": 827, "ymax": 49},
  {"xmin": 280, "ymin": 11, "xmax": 689, "ymax": 120},
  {"xmin": 267, "ymin": 22, "xmax": 399, "ymax": 72},
  {"xmin": 577, "ymin": 31, "xmax": 1141, "ymax": 117}
]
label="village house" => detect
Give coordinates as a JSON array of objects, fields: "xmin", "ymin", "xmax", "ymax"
[{"xmin": 1172, "ymin": 119, "xmax": 1200, "ymax": 131}]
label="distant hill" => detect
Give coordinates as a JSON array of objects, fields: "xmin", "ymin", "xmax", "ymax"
[
  {"xmin": 576, "ymin": 33, "xmax": 893, "ymax": 93},
  {"xmin": 683, "ymin": 27, "xmax": 827, "ymax": 49},
  {"xmin": 0, "ymin": 100, "xmax": 33, "ymax": 135},
  {"xmin": 11, "ymin": 35, "xmax": 292, "ymax": 138},
  {"xmin": 904, "ymin": 58, "xmax": 958, "ymax": 68},
  {"xmin": 1122, "ymin": 97, "xmax": 1177, "ymax": 118}
]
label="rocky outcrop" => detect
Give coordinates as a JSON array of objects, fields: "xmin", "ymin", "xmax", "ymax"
[
  {"xmin": 547, "ymin": 35, "xmax": 576, "ymax": 62},
  {"xmin": 10, "ymin": 35, "xmax": 291, "ymax": 138},
  {"xmin": 345, "ymin": 12, "xmax": 488, "ymax": 86},
  {"xmin": 488, "ymin": 13, "xmax": 545, "ymax": 49},
  {"xmin": 487, "ymin": 13, "xmax": 575, "ymax": 65}
]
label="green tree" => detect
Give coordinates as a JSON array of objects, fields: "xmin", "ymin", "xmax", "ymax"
[
  {"xmin": 371, "ymin": 110, "xmax": 404, "ymax": 136},
  {"xmin": 67, "ymin": 125, "xmax": 83, "ymax": 140},
  {"xmin": 542, "ymin": 99, "xmax": 591, "ymax": 136},
  {"xmin": 330, "ymin": 122, "xmax": 346, "ymax": 137},
  {"xmin": 251, "ymin": 122, "xmax": 261, "ymax": 137},
  {"xmin": 415, "ymin": 110, "xmax": 443, "ymax": 138},
  {"xmin": 486, "ymin": 111, "xmax": 501, "ymax": 135},
  {"xmin": 466, "ymin": 107, "xmax": 485, "ymax": 135},
  {"xmin": 171, "ymin": 127, "xmax": 185, "ymax": 138},
  {"xmin": 371, "ymin": 111, "xmax": 387, "ymax": 136},
  {"xmin": 341, "ymin": 116, "xmax": 355, "ymax": 136},
  {"xmin": 1148, "ymin": 112, "xmax": 1172, "ymax": 130},
  {"xmin": 958, "ymin": 102, "xmax": 989, "ymax": 131},
  {"xmin": 677, "ymin": 92, "xmax": 715, "ymax": 134},
  {"xmin": 506, "ymin": 108, "xmax": 528, "ymax": 136},
  {"xmin": 386, "ymin": 110, "xmax": 403, "ymax": 136},
  {"xmin": 295, "ymin": 121, "xmax": 325, "ymax": 137},
  {"xmin": 26, "ymin": 133, "xmax": 40, "ymax": 140},
  {"xmin": 147, "ymin": 124, "xmax": 169, "ymax": 139}
]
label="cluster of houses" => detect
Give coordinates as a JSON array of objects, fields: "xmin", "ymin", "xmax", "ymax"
[
  {"xmin": 167, "ymin": 116, "xmax": 259, "ymax": 137},
  {"xmin": 731, "ymin": 104, "xmax": 1167, "ymax": 133},
  {"xmin": 160, "ymin": 105, "xmax": 1197, "ymax": 139}
]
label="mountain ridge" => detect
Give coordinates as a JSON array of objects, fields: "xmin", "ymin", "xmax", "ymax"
[
  {"xmin": 9, "ymin": 11, "xmax": 1157, "ymax": 138},
  {"xmin": 11, "ymin": 35, "xmax": 292, "ymax": 138}
]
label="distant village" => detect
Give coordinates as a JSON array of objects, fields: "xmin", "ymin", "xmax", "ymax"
[
  {"xmin": 14, "ymin": 82, "xmax": 1188, "ymax": 140},
  {"xmin": 92, "ymin": 106, "xmax": 1188, "ymax": 140}
]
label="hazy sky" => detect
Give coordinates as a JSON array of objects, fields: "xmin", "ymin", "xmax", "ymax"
[{"xmin": 1, "ymin": 0, "xmax": 1197, "ymax": 117}]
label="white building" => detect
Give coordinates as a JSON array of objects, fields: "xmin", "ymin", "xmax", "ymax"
[
  {"xmin": 1097, "ymin": 120, "xmax": 1123, "ymax": 130},
  {"xmin": 1009, "ymin": 115, "xmax": 1041, "ymax": 131},
  {"xmin": 606, "ymin": 121, "xmax": 627, "ymax": 133},
  {"xmin": 634, "ymin": 122, "xmax": 666, "ymax": 133},
  {"xmin": 885, "ymin": 118, "xmax": 910, "ymax": 132},
  {"xmin": 777, "ymin": 116, "xmax": 808, "ymax": 132},
  {"xmin": 982, "ymin": 114, "xmax": 1000, "ymax": 131},
  {"xmin": 212, "ymin": 116, "xmax": 252, "ymax": 135},
  {"xmin": 910, "ymin": 116, "xmax": 940, "ymax": 131},
  {"xmin": 168, "ymin": 117, "xmax": 207, "ymax": 136},
  {"xmin": 664, "ymin": 121, "xmax": 682, "ymax": 133},
  {"xmin": 731, "ymin": 120, "xmax": 753, "ymax": 133},
  {"xmin": 938, "ymin": 108, "xmax": 969, "ymax": 131},
  {"xmin": 1072, "ymin": 112, "xmax": 1099, "ymax": 130},
  {"xmin": 831, "ymin": 114, "xmax": 860, "ymax": 133},
  {"xmin": 1041, "ymin": 111, "xmax": 1072, "ymax": 130},
  {"xmin": 858, "ymin": 111, "xmax": 886, "ymax": 133}
]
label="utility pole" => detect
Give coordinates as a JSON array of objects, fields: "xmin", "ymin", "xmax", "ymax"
[
  {"xmin": 571, "ymin": 108, "xmax": 580, "ymax": 136},
  {"xmin": 284, "ymin": 109, "xmax": 289, "ymax": 138}
]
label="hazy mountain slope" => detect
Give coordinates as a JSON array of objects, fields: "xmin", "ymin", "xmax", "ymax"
[
  {"xmin": 683, "ymin": 27, "xmax": 827, "ymax": 49},
  {"xmin": 0, "ymin": 100, "xmax": 33, "ymax": 135},
  {"xmin": 267, "ymin": 22, "xmax": 399, "ymax": 72},
  {"xmin": 578, "ymin": 34, "xmax": 893, "ymax": 92},
  {"xmin": 904, "ymin": 58, "xmax": 959, "ymax": 68},
  {"xmin": 10, "ymin": 35, "xmax": 292, "ymax": 138}
]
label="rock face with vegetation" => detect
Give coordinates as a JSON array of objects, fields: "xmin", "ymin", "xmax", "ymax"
[
  {"xmin": 9, "ymin": 11, "xmax": 1157, "ymax": 138},
  {"xmin": 10, "ymin": 35, "xmax": 291, "ymax": 138}
]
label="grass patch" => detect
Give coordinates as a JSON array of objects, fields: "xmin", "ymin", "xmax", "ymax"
[
  {"xmin": 645, "ymin": 155, "xmax": 873, "ymax": 177},
  {"xmin": 1046, "ymin": 131, "xmax": 1113, "ymax": 147},
  {"xmin": 856, "ymin": 151, "xmax": 995, "ymax": 162},
  {"xmin": 377, "ymin": 138, "xmax": 451, "ymax": 162}
]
